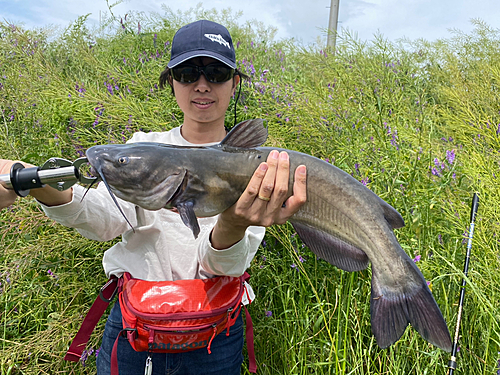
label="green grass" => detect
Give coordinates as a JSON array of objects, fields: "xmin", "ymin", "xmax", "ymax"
[{"xmin": 1, "ymin": 8, "xmax": 499, "ymax": 375}]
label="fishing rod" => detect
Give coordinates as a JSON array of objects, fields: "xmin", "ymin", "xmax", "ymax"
[
  {"xmin": 0, "ymin": 157, "xmax": 96, "ymax": 196},
  {"xmin": 447, "ymin": 192, "xmax": 479, "ymax": 375}
]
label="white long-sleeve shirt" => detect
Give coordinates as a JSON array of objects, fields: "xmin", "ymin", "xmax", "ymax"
[{"xmin": 39, "ymin": 127, "xmax": 265, "ymax": 281}]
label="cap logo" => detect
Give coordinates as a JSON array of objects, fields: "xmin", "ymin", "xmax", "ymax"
[{"xmin": 204, "ymin": 33, "xmax": 231, "ymax": 49}]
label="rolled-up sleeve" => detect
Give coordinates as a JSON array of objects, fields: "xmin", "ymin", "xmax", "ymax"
[
  {"xmin": 197, "ymin": 225, "xmax": 265, "ymax": 277},
  {"xmin": 39, "ymin": 184, "xmax": 137, "ymax": 242}
]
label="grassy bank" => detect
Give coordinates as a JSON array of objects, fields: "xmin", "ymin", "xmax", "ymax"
[{"xmin": 0, "ymin": 8, "xmax": 499, "ymax": 375}]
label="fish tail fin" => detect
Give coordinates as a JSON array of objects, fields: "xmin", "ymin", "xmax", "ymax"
[{"xmin": 370, "ymin": 265, "xmax": 452, "ymax": 352}]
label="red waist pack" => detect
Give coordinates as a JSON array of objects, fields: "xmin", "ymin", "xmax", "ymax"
[
  {"xmin": 64, "ymin": 272, "xmax": 256, "ymax": 374},
  {"xmin": 118, "ymin": 271, "xmax": 247, "ymax": 353}
]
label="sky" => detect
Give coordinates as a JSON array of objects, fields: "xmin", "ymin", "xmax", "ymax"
[{"xmin": 0, "ymin": 0, "xmax": 499, "ymax": 46}]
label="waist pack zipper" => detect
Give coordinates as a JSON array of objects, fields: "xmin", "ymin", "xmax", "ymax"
[
  {"xmin": 143, "ymin": 317, "xmax": 224, "ymax": 334},
  {"xmin": 145, "ymin": 321, "xmax": 220, "ymax": 354}
]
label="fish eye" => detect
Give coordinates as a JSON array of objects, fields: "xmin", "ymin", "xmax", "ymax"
[{"xmin": 118, "ymin": 156, "xmax": 129, "ymax": 165}]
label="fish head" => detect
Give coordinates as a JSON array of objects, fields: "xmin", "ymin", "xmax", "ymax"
[{"xmin": 86, "ymin": 143, "xmax": 187, "ymax": 210}]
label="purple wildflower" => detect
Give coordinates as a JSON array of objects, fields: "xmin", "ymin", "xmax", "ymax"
[
  {"xmin": 290, "ymin": 263, "xmax": 298, "ymax": 271},
  {"xmin": 265, "ymin": 311, "xmax": 272, "ymax": 317},
  {"xmin": 412, "ymin": 255, "xmax": 421, "ymax": 263},
  {"xmin": 462, "ymin": 231, "xmax": 469, "ymax": 244},
  {"xmin": 391, "ymin": 135, "xmax": 398, "ymax": 148},
  {"xmin": 299, "ymin": 256, "xmax": 305, "ymax": 263},
  {"xmin": 248, "ymin": 63, "xmax": 255, "ymax": 75},
  {"xmin": 446, "ymin": 150, "xmax": 455, "ymax": 164},
  {"xmin": 80, "ymin": 348, "xmax": 94, "ymax": 367}
]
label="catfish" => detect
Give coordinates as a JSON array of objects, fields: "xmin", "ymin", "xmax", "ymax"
[{"xmin": 86, "ymin": 118, "xmax": 452, "ymax": 352}]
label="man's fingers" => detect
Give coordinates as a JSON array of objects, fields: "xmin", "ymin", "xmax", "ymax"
[
  {"xmin": 293, "ymin": 165, "xmax": 307, "ymax": 198},
  {"xmin": 238, "ymin": 162, "xmax": 268, "ymax": 209},
  {"xmin": 229, "ymin": 152, "xmax": 306, "ymax": 228},
  {"xmin": 0, "ymin": 186, "xmax": 18, "ymax": 210},
  {"xmin": 277, "ymin": 165, "xmax": 307, "ymax": 223},
  {"xmin": 257, "ymin": 150, "xmax": 279, "ymax": 202},
  {"xmin": 272, "ymin": 152, "xmax": 291, "ymax": 202}
]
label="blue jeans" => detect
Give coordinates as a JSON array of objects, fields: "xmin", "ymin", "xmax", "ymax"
[{"xmin": 96, "ymin": 302, "xmax": 244, "ymax": 375}]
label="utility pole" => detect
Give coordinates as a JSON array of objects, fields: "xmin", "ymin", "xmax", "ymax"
[{"xmin": 327, "ymin": 0, "xmax": 340, "ymax": 52}]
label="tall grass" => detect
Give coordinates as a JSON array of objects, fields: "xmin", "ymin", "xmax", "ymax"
[{"xmin": 0, "ymin": 8, "xmax": 499, "ymax": 375}]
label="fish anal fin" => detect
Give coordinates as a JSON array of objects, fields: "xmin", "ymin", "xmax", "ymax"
[
  {"xmin": 219, "ymin": 119, "xmax": 267, "ymax": 148},
  {"xmin": 176, "ymin": 201, "xmax": 200, "ymax": 239},
  {"xmin": 291, "ymin": 221, "xmax": 369, "ymax": 272},
  {"xmin": 380, "ymin": 200, "xmax": 405, "ymax": 229},
  {"xmin": 370, "ymin": 269, "xmax": 452, "ymax": 351}
]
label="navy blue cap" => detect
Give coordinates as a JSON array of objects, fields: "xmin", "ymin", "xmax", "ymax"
[{"xmin": 168, "ymin": 20, "xmax": 236, "ymax": 69}]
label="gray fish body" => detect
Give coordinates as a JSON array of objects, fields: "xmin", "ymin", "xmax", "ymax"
[{"xmin": 86, "ymin": 119, "xmax": 451, "ymax": 352}]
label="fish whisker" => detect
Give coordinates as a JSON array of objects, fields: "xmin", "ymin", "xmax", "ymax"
[
  {"xmin": 95, "ymin": 167, "xmax": 135, "ymax": 232},
  {"xmin": 80, "ymin": 177, "xmax": 99, "ymax": 203}
]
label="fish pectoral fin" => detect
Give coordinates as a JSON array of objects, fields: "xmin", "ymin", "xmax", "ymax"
[
  {"xmin": 160, "ymin": 169, "xmax": 188, "ymax": 205},
  {"xmin": 219, "ymin": 119, "xmax": 267, "ymax": 148},
  {"xmin": 370, "ymin": 268, "xmax": 452, "ymax": 352},
  {"xmin": 176, "ymin": 201, "xmax": 200, "ymax": 239},
  {"xmin": 291, "ymin": 222, "xmax": 369, "ymax": 272}
]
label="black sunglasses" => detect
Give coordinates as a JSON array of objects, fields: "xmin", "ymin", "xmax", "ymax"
[{"xmin": 171, "ymin": 63, "xmax": 235, "ymax": 84}]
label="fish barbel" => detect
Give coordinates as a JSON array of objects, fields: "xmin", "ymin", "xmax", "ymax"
[{"xmin": 86, "ymin": 118, "xmax": 452, "ymax": 351}]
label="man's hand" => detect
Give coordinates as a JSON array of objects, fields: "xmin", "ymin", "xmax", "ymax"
[
  {"xmin": 210, "ymin": 150, "xmax": 307, "ymax": 249},
  {"xmin": 0, "ymin": 159, "xmax": 20, "ymax": 209},
  {"xmin": 0, "ymin": 159, "xmax": 72, "ymax": 208}
]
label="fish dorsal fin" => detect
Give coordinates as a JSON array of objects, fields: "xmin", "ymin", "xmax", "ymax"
[
  {"xmin": 379, "ymin": 200, "xmax": 405, "ymax": 229},
  {"xmin": 219, "ymin": 119, "xmax": 267, "ymax": 148},
  {"xmin": 291, "ymin": 222, "xmax": 370, "ymax": 272}
]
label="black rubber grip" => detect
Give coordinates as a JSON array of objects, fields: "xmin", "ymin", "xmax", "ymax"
[{"xmin": 10, "ymin": 163, "xmax": 42, "ymax": 197}]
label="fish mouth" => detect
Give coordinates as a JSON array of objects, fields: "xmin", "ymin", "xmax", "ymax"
[{"xmin": 89, "ymin": 166, "xmax": 99, "ymax": 178}]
